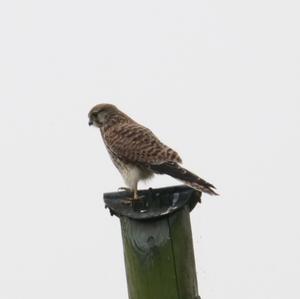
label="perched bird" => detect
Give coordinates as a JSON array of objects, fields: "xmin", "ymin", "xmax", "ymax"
[{"xmin": 88, "ymin": 103, "xmax": 218, "ymax": 200}]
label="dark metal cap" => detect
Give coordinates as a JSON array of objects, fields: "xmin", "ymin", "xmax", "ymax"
[{"xmin": 103, "ymin": 185, "xmax": 201, "ymax": 220}]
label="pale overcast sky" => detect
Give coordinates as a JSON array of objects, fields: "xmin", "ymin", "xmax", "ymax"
[{"xmin": 0, "ymin": 0, "xmax": 299, "ymax": 298}]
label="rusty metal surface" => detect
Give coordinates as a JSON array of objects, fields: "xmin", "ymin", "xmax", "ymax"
[{"xmin": 103, "ymin": 185, "xmax": 201, "ymax": 220}]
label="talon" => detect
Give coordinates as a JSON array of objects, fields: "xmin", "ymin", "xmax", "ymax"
[
  {"xmin": 121, "ymin": 198, "xmax": 132, "ymax": 205},
  {"xmin": 132, "ymin": 195, "xmax": 145, "ymax": 202},
  {"xmin": 121, "ymin": 195, "xmax": 145, "ymax": 205}
]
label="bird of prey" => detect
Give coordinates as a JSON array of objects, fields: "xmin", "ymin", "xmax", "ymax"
[{"xmin": 88, "ymin": 103, "xmax": 218, "ymax": 200}]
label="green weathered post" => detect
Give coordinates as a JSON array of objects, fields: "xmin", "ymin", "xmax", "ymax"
[{"xmin": 104, "ymin": 185, "xmax": 201, "ymax": 299}]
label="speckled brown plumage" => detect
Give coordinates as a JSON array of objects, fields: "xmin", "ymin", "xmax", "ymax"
[{"xmin": 88, "ymin": 103, "xmax": 218, "ymax": 199}]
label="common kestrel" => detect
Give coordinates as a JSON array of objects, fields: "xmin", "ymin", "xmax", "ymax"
[{"xmin": 88, "ymin": 103, "xmax": 218, "ymax": 200}]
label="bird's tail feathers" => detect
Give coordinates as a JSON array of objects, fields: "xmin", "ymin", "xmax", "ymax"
[
  {"xmin": 183, "ymin": 179, "xmax": 219, "ymax": 196},
  {"xmin": 150, "ymin": 162, "xmax": 218, "ymax": 196}
]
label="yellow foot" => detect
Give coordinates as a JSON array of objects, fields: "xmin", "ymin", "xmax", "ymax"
[
  {"xmin": 121, "ymin": 198, "xmax": 132, "ymax": 205},
  {"xmin": 121, "ymin": 195, "xmax": 144, "ymax": 205},
  {"xmin": 118, "ymin": 187, "xmax": 131, "ymax": 192}
]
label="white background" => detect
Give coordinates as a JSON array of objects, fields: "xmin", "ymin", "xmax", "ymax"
[{"xmin": 0, "ymin": 0, "xmax": 299, "ymax": 298}]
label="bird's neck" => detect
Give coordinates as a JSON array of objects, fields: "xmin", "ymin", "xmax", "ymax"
[{"xmin": 102, "ymin": 113, "xmax": 130, "ymax": 131}]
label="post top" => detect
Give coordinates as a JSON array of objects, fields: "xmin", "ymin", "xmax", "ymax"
[{"xmin": 103, "ymin": 185, "xmax": 201, "ymax": 220}]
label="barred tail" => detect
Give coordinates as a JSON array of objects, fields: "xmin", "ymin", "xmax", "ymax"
[{"xmin": 150, "ymin": 162, "xmax": 218, "ymax": 196}]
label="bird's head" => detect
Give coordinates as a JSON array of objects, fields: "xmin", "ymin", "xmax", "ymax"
[{"xmin": 88, "ymin": 103, "xmax": 119, "ymax": 128}]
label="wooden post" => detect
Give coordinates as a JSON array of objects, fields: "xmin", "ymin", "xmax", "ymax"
[{"xmin": 104, "ymin": 185, "xmax": 201, "ymax": 299}]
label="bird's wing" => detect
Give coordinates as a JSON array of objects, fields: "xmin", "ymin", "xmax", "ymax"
[
  {"xmin": 103, "ymin": 123, "xmax": 182, "ymax": 165},
  {"xmin": 150, "ymin": 161, "xmax": 218, "ymax": 195}
]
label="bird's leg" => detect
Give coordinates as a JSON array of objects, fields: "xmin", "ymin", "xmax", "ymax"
[
  {"xmin": 133, "ymin": 188, "xmax": 138, "ymax": 200},
  {"xmin": 121, "ymin": 190, "xmax": 140, "ymax": 205},
  {"xmin": 120, "ymin": 185, "xmax": 137, "ymax": 204},
  {"xmin": 121, "ymin": 183, "xmax": 143, "ymax": 205},
  {"xmin": 119, "ymin": 187, "xmax": 133, "ymax": 205},
  {"xmin": 132, "ymin": 181, "xmax": 141, "ymax": 201},
  {"xmin": 132, "ymin": 183, "xmax": 144, "ymax": 201}
]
